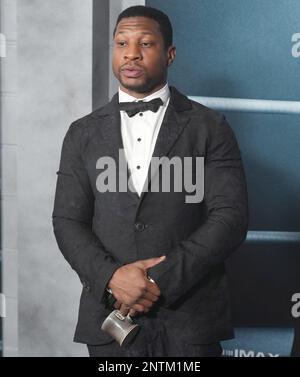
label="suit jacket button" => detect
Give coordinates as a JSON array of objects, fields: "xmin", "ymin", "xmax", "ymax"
[
  {"xmin": 135, "ymin": 222, "xmax": 145, "ymax": 232},
  {"xmin": 83, "ymin": 281, "xmax": 91, "ymax": 292}
]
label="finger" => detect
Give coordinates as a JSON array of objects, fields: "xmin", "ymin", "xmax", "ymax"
[
  {"xmin": 118, "ymin": 284, "xmax": 158, "ymax": 306},
  {"xmin": 135, "ymin": 298, "xmax": 154, "ymax": 309},
  {"xmin": 129, "ymin": 309, "xmax": 136, "ymax": 317},
  {"xmin": 113, "ymin": 301, "xmax": 121, "ymax": 310},
  {"xmin": 135, "ymin": 256, "xmax": 166, "ymax": 270},
  {"xmin": 131, "ymin": 303, "xmax": 149, "ymax": 313},
  {"xmin": 145, "ymin": 280, "xmax": 161, "ymax": 296},
  {"xmin": 142, "ymin": 289, "xmax": 160, "ymax": 303},
  {"xmin": 119, "ymin": 304, "xmax": 130, "ymax": 316}
]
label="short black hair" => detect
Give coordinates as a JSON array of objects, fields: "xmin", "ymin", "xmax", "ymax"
[{"xmin": 113, "ymin": 5, "xmax": 173, "ymax": 49}]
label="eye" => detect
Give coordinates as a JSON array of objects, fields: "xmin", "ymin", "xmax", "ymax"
[
  {"xmin": 140, "ymin": 42, "xmax": 152, "ymax": 47},
  {"xmin": 116, "ymin": 41, "xmax": 127, "ymax": 47}
]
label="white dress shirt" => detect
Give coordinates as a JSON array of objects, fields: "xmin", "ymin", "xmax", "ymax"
[{"xmin": 119, "ymin": 83, "xmax": 170, "ymax": 196}]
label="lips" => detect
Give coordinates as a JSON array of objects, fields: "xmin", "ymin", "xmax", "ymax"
[{"xmin": 121, "ymin": 66, "xmax": 144, "ymax": 78}]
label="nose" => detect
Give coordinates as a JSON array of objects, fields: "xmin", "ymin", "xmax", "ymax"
[{"xmin": 124, "ymin": 43, "xmax": 142, "ymax": 61}]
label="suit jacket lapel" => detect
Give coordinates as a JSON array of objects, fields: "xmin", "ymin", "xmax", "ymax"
[
  {"xmin": 138, "ymin": 86, "xmax": 193, "ymax": 203},
  {"xmin": 93, "ymin": 92, "xmax": 123, "ymax": 162},
  {"xmin": 91, "ymin": 93, "xmax": 138, "ymax": 202}
]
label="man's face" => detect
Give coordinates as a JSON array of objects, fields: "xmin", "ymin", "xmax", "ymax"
[{"xmin": 112, "ymin": 16, "xmax": 176, "ymax": 97}]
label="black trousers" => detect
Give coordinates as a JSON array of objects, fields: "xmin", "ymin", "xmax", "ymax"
[{"xmin": 87, "ymin": 315, "xmax": 222, "ymax": 357}]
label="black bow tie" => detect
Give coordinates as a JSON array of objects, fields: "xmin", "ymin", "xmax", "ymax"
[{"xmin": 119, "ymin": 97, "xmax": 163, "ymax": 117}]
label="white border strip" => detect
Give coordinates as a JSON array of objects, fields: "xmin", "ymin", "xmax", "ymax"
[
  {"xmin": 246, "ymin": 231, "xmax": 300, "ymax": 244},
  {"xmin": 189, "ymin": 96, "xmax": 300, "ymax": 114},
  {"xmin": 0, "ymin": 294, "xmax": 6, "ymax": 318}
]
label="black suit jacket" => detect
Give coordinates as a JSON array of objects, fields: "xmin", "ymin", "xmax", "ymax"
[{"xmin": 52, "ymin": 86, "xmax": 248, "ymax": 345}]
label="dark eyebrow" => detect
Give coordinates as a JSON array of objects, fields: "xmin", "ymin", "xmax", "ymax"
[{"xmin": 116, "ymin": 31, "xmax": 155, "ymax": 36}]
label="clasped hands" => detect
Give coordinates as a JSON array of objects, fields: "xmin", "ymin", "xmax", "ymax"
[{"xmin": 107, "ymin": 255, "xmax": 166, "ymax": 318}]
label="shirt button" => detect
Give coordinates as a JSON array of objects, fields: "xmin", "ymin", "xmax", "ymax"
[
  {"xmin": 135, "ymin": 222, "xmax": 146, "ymax": 232},
  {"xmin": 137, "ymin": 138, "xmax": 141, "ymax": 142},
  {"xmin": 139, "ymin": 113, "xmax": 143, "ymax": 116},
  {"xmin": 137, "ymin": 165, "xmax": 141, "ymax": 169}
]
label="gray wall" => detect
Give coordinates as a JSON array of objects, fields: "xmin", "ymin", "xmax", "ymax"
[
  {"xmin": 0, "ymin": 0, "xmax": 147, "ymax": 357},
  {"xmin": 1, "ymin": 0, "xmax": 18, "ymax": 357},
  {"xmin": 17, "ymin": 0, "xmax": 92, "ymax": 357},
  {"xmin": 1, "ymin": 0, "xmax": 145, "ymax": 357}
]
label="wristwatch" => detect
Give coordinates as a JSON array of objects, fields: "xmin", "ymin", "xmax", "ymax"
[{"xmin": 102, "ymin": 287, "xmax": 117, "ymax": 310}]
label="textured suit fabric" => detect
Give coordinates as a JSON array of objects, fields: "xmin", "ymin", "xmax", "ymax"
[{"xmin": 52, "ymin": 86, "xmax": 249, "ymax": 346}]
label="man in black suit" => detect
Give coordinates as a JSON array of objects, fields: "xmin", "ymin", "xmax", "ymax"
[{"xmin": 52, "ymin": 5, "xmax": 248, "ymax": 357}]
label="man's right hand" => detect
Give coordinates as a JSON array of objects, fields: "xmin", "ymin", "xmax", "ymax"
[{"xmin": 107, "ymin": 255, "xmax": 166, "ymax": 314}]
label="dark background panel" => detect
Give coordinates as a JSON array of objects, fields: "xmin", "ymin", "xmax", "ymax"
[
  {"xmin": 147, "ymin": 0, "xmax": 300, "ymax": 100},
  {"xmin": 226, "ymin": 243, "xmax": 300, "ymax": 327},
  {"xmin": 93, "ymin": 0, "xmax": 109, "ymax": 110},
  {"xmin": 224, "ymin": 112, "xmax": 300, "ymax": 231}
]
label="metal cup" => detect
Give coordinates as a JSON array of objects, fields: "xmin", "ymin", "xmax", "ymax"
[{"xmin": 101, "ymin": 310, "xmax": 140, "ymax": 346}]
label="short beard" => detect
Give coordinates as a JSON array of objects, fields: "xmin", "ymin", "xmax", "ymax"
[{"xmin": 118, "ymin": 75, "xmax": 165, "ymax": 95}]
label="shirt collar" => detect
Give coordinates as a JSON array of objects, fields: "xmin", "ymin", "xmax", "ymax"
[{"xmin": 118, "ymin": 83, "xmax": 170, "ymax": 107}]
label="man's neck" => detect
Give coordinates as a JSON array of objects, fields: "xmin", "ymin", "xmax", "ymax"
[
  {"xmin": 119, "ymin": 83, "xmax": 170, "ymax": 105},
  {"xmin": 119, "ymin": 82, "xmax": 167, "ymax": 100}
]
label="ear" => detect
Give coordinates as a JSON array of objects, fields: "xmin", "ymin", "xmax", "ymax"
[{"xmin": 167, "ymin": 46, "xmax": 176, "ymax": 67}]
